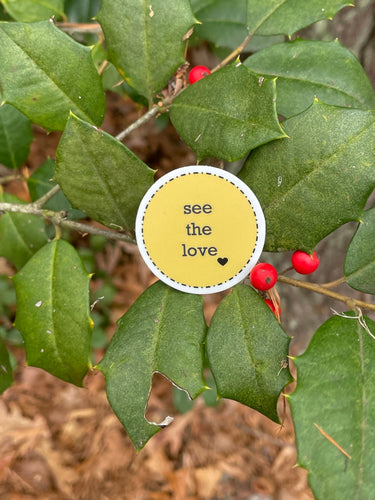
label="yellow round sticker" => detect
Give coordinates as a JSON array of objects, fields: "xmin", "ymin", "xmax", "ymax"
[{"xmin": 136, "ymin": 166, "xmax": 265, "ymax": 294}]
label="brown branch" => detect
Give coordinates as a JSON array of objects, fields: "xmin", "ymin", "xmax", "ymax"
[
  {"xmin": 277, "ymin": 275, "xmax": 375, "ymax": 311},
  {"xmin": 0, "ymin": 200, "xmax": 136, "ymax": 244}
]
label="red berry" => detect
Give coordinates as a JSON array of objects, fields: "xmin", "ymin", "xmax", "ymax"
[
  {"xmin": 265, "ymin": 298, "xmax": 276, "ymax": 313},
  {"xmin": 291, "ymin": 250, "xmax": 320, "ymax": 275},
  {"xmin": 265, "ymin": 299, "xmax": 281, "ymax": 319},
  {"xmin": 250, "ymin": 263, "xmax": 278, "ymax": 291},
  {"xmin": 188, "ymin": 65, "xmax": 211, "ymax": 84}
]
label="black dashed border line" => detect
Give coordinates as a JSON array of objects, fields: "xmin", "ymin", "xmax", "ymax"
[{"xmin": 141, "ymin": 170, "xmax": 261, "ymax": 290}]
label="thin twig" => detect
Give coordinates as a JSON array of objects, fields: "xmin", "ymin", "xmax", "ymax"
[
  {"xmin": 277, "ymin": 275, "xmax": 375, "ymax": 311},
  {"xmin": 55, "ymin": 218, "xmax": 136, "ymax": 244},
  {"xmin": 32, "ymin": 184, "xmax": 61, "ymax": 208},
  {"xmin": 57, "ymin": 22, "xmax": 102, "ymax": 34},
  {"xmin": 0, "ymin": 201, "xmax": 136, "ymax": 244},
  {"xmin": 116, "ymin": 106, "xmax": 161, "ymax": 141},
  {"xmin": 0, "ymin": 174, "xmax": 26, "ymax": 184},
  {"xmin": 212, "ymin": 32, "xmax": 254, "ymax": 72}
]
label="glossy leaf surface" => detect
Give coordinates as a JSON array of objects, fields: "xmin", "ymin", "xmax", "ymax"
[
  {"xmin": 206, "ymin": 284, "xmax": 291, "ymax": 422},
  {"xmin": 0, "ymin": 20, "xmax": 105, "ymax": 130},
  {"xmin": 170, "ymin": 64, "xmax": 286, "ymax": 162},
  {"xmin": 0, "ymin": 104, "xmax": 33, "ymax": 168},
  {"xmin": 55, "ymin": 114, "xmax": 154, "ymax": 230},
  {"xmin": 290, "ymin": 314, "xmax": 375, "ymax": 499},
  {"xmin": 239, "ymin": 101, "xmax": 375, "ymax": 252},
  {"xmin": 0, "ymin": 191, "xmax": 48, "ymax": 270},
  {"xmin": 0, "ymin": 0, "xmax": 64, "ymax": 21},
  {"xmin": 244, "ymin": 40, "xmax": 375, "ymax": 118},
  {"xmin": 0, "ymin": 338, "xmax": 13, "ymax": 394},
  {"xmin": 97, "ymin": 0, "xmax": 196, "ymax": 103},
  {"xmin": 345, "ymin": 207, "xmax": 375, "ymax": 294},
  {"xmin": 98, "ymin": 281, "xmax": 207, "ymax": 450},
  {"xmin": 13, "ymin": 239, "xmax": 93, "ymax": 386}
]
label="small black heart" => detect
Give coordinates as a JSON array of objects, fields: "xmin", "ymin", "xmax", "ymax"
[{"xmin": 217, "ymin": 257, "xmax": 228, "ymax": 266}]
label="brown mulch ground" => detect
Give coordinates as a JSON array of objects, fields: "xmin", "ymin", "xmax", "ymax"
[{"xmin": 0, "ymin": 92, "xmax": 315, "ymax": 500}]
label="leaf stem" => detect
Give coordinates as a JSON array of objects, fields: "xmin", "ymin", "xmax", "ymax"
[
  {"xmin": 0, "ymin": 201, "xmax": 136, "ymax": 244},
  {"xmin": 57, "ymin": 22, "xmax": 102, "ymax": 35},
  {"xmin": 32, "ymin": 184, "xmax": 61, "ymax": 208},
  {"xmin": 277, "ymin": 275, "xmax": 375, "ymax": 311},
  {"xmin": 116, "ymin": 105, "xmax": 161, "ymax": 142},
  {"xmin": 211, "ymin": 32, "xmax": 254, "ymax": 72}
]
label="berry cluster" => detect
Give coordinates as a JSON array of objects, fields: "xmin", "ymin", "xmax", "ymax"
[{"xmin": 250, "ymin": 250, "xmax": 320, "ymax": 320}]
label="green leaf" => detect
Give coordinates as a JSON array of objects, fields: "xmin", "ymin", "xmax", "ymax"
[
  {"xmin": 64, "ymin": 0, "xmax": 100, "ymax": 22},
  {"xmin": 1, "ymin": 0, "xmax": 64, "ymax": 22},
  {"xmin": 13, "ymin": 239, "xmax": 93, "ymax": 386},
  {"xmin": 206, "ymin": 284, "xmax": 291, "ymax": 422},
  {"xmin": 55, "ymin": 114, "xmax": 154, "ymax": 231},
  {"xmin": 239, "ymin": 100, "xmax": 375, "ymax": 252},
  {"xmin": 0, "ymin": 191, "xmax": 49, "ymax": 269},
  {"xmin": 0, "ymin": 104, "xmax": 33, "ymax": 168},
  {"xmin": 98, "ymin": 281, "xmax": 207, "ymax": 450},
  {"xmin": 244, "ymin": 40, "xmax": 375, "ymax": 119},
  {"xmin": 0, "ymin": 337, "xmax": 13, "ymax": 393},
  {"xmin": 344, "ymin": 207, "xmax": 375, "ymax": 294},
  {"xmin": 97, "ymin": 0, "xmax": 197, "ymax": 104},
  {"xmin": 192, "ymin": 0, "xmax": 283, "ymax": 51},
  {"xmin": 192, "ymin": 0, "xmax": 350, "ymax": 44},
  {"xmin": 193, "ymin": 0, "xmax": 249, "ymax": 49},
  {"xmin": 0, "ymin": 20, "xmax": 105, "ymax": 131},
  {"xmin": 27, "ymin": 158, "xmax": 85, "ymax": 220},
  {"xmin": 289, "ymin": 313, "xmax": 375, "ymax": 499},
  {"xmin": 247, "ymin": 0, "xmax": 352, "ymax": 36},
  {"xmin": 170, "ymin": 64, "xmax": 286, "ymax": 162}
]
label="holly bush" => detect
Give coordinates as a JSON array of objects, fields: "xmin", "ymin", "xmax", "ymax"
[{"xmin": 1, "ymin": 1, "xmax": 375, "ymax": 498}]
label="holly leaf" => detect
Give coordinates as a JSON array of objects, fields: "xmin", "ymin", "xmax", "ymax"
[
  {"xmin": 0, "ymin": 104, "xmax": 33, "ymax": 168},
  {"xmin": 0, "ymin": 338, "xmax": 13, "ymax": 394},
  {"xmin": 244, "ymin": 40, "xmax": 375, "ymax": 118},
  {"xmin": 192, "ymin": 0, "xmax": 350, "ymax": 46},
  {"xmin": 0, "ymin": 190, "xmax": 49, "ymax": 270},
  {"xmin": 0, "ymin": 0, "xmax": 64, "ymax": 22},
  {"xmin": 344, "ymin": 207, "xmax": 375, "ymax": 294},
  {"xmin": 239, "ymin": 100, "xmax": 375, "ymax": 252},
  {"xmin": 170, "ymin": 64, "xmax": 286, "ymax": 162},
  {"xmin": 206, "ymin": 284, "xmax": 291, "ymax": 422},
  {"xmin": 193, "ymin": 0, "xmax": 249, "ymax": 49},
  {"xmin": 0, "ymin": 20, "xmax": 105, "ymax": 131},
  {"xmin": 97, "ymin": 0, "xmax": 197, "ymax": 104},
  {"xmin": 289, "ymin": 313, "xmax": 375, "ymax": 499},
  {"xmin": 55, "ymin": 114, "xmax": 154, "ymax": 231},
  {"xmin": 247, "ymin": 0, "xmax": 352, "ymax": 36},
  {"xmin": 98, "ymin": 281, "xmax": 207, "ymax": 450},
  {"xmin": 13, "ymin": 239, "xmax": 93, "ymax": 386},
  {"xmin": 27, "ymin": 159, "xmax": 85, "ymax": 220}
]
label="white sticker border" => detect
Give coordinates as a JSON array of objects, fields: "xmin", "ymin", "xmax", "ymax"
[{"xmin": 135, "ymin": 165, "xmax": 266, "ymax": 295}]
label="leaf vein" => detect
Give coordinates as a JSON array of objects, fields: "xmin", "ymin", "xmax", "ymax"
[
  {"xmin": 1, "ymin": 26, "xmax": 91, "ymax": 122},
  {"xmin": 266, "ymin": 116, "xmax": 375, "ymax": 213}
]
